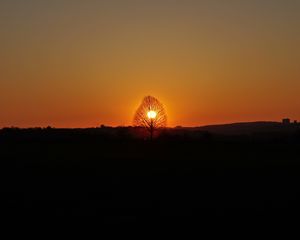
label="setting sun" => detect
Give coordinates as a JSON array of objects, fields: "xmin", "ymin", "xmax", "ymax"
[{"xmin": 147, "ymin": 111, "xmax": 157, "ymax": 119}]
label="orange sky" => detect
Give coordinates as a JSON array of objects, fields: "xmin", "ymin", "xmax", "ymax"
[{"xmin": 1, "ymin": 1, "xmax": 300, "ymax": 128}]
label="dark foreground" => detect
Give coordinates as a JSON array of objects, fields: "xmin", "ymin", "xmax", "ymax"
[{"xmin": 1, "ymin": 126, "xmax": 300, "ymax": 223}]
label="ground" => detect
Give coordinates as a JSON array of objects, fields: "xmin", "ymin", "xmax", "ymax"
[{"xmin": 1, "ymin": 127, "xmax": 300, "ymax": 223}]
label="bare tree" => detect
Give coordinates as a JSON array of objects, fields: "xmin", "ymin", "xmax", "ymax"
[{"xmin": 133, "ymin": 96, "xmax": 167, "ymax": 140}]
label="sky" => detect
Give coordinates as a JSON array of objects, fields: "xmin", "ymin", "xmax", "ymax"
[{"xmin": 1, "ymin": 0, "xmax": 300, "ymax": 128}]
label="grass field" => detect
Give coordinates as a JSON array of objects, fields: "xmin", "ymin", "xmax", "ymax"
[{"xmin": 1, "ymin": 127, "xmax": 300, "ymax": 222}]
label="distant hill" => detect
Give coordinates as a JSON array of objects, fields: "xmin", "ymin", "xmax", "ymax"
[
  {"xmin": 175, "ymin": 121, "xmax": 300, "ymax": 135},
  {"xmin": 1, "ymin": 121, "xmax": 300, "ymax": 141}
]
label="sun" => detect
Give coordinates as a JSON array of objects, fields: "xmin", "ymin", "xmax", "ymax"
[{"xmin": 147, "ymin": 110, "xmax": 157, "ymax": 119}]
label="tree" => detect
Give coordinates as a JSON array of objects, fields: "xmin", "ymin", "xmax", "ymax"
[{"xmin": 133, "ymin": 96, "xmax": 167, "ymax": 140}]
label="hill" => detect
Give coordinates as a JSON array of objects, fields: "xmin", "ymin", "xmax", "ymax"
[
  {"xmin": 194, "ymin": 121, "xmax": 299, "ymax": 134},
  {"xmin": 1, "ymin": 122, "xmax": 300, "ymax": 221}
]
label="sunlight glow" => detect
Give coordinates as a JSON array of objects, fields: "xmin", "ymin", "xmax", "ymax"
[{"xmin": 147, "ymin": 111, "xmax": 157, "ymax": 119}]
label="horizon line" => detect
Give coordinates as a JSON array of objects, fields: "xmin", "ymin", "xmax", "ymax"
[{"xmin": 1, "ymin": 119, "xmax": 298, "ymax": 130}]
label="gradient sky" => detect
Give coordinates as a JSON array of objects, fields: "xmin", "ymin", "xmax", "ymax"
[{"xmin": 1, "ymin": 0, "xmax": 300, "ymax": 127}]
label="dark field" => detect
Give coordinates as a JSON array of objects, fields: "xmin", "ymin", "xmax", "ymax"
[{"xmin": 1, "ymin": 126, "xmax": 300, "ymax": 222}]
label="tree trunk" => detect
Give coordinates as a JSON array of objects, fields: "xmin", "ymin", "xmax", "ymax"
[{"xmin": 150, "ymin": 120, "xmax": 154, "ymax": 140}]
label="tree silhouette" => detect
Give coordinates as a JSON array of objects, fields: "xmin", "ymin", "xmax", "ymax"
[{"xmin": 133, "ymin": 96, "xmax": 167, "ymax": 139}]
